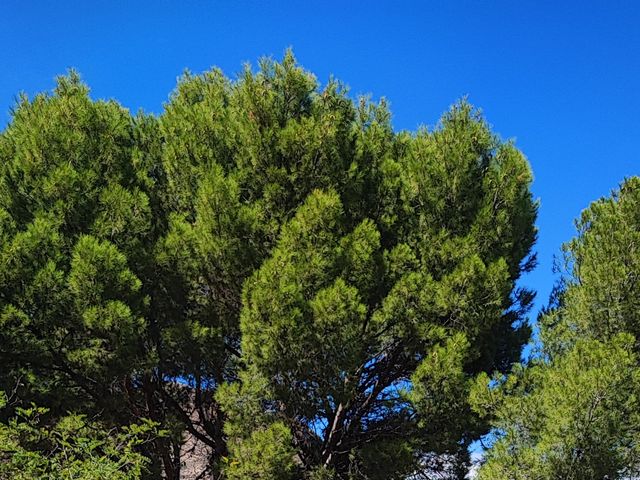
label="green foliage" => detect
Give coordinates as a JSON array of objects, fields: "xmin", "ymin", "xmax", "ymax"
[
  {"xmin": 543, "ymin": 176, "xmax": 640, "ymax": 352},
  {"xmin": 0, "ymin": 68, "xmax": 176, "ymax": 476},
  {"xmin": 474, "ymin": 336, "xmax": 640, "ymax": 480},
  {"xmin": 477, "ymin": 178, "xmax": 640, "ymax": 479},
  {"xmin": 409, "ymin": 332, "xmax": 471, "ymax": 447},
  {"xmin": 224, "ymin": 422, "xmax": 296, "ymax": 480},
  {"xmin": 228, "ymin": 90, "xmax": 536, "ymax": 476},
  {"xmin": 215, "ymin": 368, "xmax": 274, "ymax": 439},
  {"xmin": 0, "ymin": 52, "xmax": 537, "ymax": 478},
  {"xmin": 0, "ymin": 391, "xmax": 159, "ymax": 480}
]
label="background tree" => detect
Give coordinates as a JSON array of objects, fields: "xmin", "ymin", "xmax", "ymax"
[{"xmin": 474, "ymin": 177, "xmax": 640, "ymax": 479}]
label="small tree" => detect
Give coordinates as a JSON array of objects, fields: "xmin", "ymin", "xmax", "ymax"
[{"xmin": 0, "ymin": 391, "xmax": 158, "ymax": 480}]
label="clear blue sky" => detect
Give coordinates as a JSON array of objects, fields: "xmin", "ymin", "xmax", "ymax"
[{"xmin": 2, "ymin": 1, "xmax": 639, "ymax": 334}]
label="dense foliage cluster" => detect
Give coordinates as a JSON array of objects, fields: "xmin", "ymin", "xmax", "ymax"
[{"xmin": 0, "ymin": 51, "xmax": 585, "ymax": 479}]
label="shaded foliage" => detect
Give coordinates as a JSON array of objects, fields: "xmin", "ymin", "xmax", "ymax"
[{"xmin": 0, "ymin": 391, "xmax": 158, "ymax": 480}]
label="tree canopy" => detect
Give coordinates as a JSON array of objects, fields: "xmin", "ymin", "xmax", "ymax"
[
  {"xmin": 474, "ymin": 177, "xmax": 640, "ymax": 479},
  {"xmin": 0, "ymin": 52, "xmax": 537, "ymax": 479}
]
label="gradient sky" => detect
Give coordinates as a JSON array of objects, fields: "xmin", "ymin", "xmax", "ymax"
[{"xmin": 2, "ymin": 1, "xmax": 639, "ymax": 341}]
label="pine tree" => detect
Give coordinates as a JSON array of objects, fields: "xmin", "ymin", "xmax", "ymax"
[
  {"xmin": 0, "ymin": 52, "xmax": 537, "ymax": 478},
  {"xmin": 474, "ymin": 178, "xmax": 640, "ymax": 479}
]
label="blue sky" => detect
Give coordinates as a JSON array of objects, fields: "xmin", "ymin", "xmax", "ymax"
[{"xmin": 2, "ymin": 1, "xmax": 639, "ymax": 334}]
